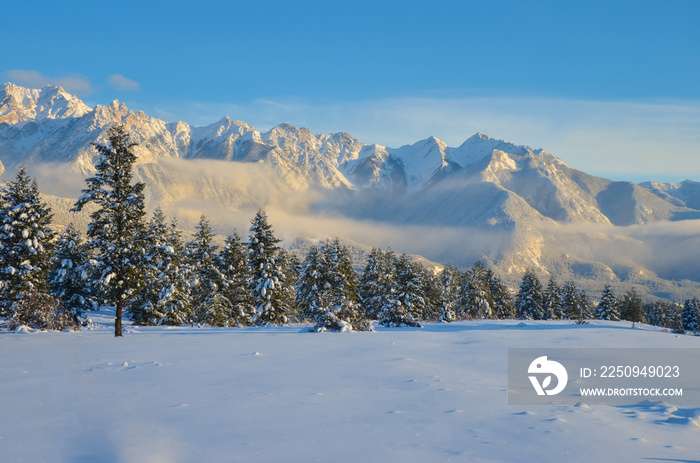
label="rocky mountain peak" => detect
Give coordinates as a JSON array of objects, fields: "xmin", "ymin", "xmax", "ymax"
[{"xmin": 0, "ymin": 83, "xmax": 91, "ymax": 124}]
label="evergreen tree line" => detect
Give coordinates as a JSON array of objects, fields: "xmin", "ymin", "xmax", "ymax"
[
  {"xmin": 515, "ymin": 270, "xmax": 700, "ymax": 333},
  {"xmin": 0, "ymin": 161, "xmax": 512, "ymax": 332},
  {"xmin": 0, "ymin": 125, "xmax": 698, "ymax": 335}
]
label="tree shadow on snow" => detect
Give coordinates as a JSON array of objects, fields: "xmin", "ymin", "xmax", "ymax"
[
  {"xmin": 617, "ymin": 400, "xmax": 700, "ymax": 427},
  {"xmin": 642, "ymin": 459, "xmax": 700, "ymax": 462},
  {"xmin": 418, "ymin": 321, "xmax": 648, "ymax": 333}
]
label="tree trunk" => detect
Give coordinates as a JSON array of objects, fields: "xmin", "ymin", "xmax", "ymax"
[{"xmin": 115, "ymin": 299, "xmax": 123, "ymax": 337}]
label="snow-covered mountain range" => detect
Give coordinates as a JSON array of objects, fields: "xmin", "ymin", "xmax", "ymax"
[{"xmin": 1, "ymin": 83, "xmax": 699, "ymax": 299}]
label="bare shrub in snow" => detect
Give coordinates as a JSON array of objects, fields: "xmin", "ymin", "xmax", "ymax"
[{"xmin": 9, "ymin": 291, "xmax": 78, "ymax": 331}]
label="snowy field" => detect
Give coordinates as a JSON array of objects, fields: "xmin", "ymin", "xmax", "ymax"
[{"xmin": 1, "ymin": 312, "xmax": 699, "ymax": 463}]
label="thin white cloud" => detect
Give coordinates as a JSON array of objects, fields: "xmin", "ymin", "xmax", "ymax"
[
  {"xmin": 106, "ymin": 74, "xmax": 140, "ymax": 92},
  {"xmin": 3, "ymin": 69, "xmax": 93, "ymax": 95}
]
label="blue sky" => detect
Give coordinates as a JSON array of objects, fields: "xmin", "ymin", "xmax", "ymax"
[{"xmin": 3, "ymin": 0, "xmax": 699, "ymax": 181}]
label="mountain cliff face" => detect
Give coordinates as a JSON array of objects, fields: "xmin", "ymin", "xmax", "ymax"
[{"xmin": 1, "ymin": 83, "xmax": 699, "ymax": 299}]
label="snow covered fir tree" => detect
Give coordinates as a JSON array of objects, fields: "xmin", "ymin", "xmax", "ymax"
[
  {"xmin": 218, "ymin": 232, "xmax": 254, "ymax": 326},
  {"xmin": 619, "ymin": 290, "xmax": 646, "ymax": 327},
  {"xmin": 543, "ymin": 277, "xmax": 563, "ymax": 320},
  {"xmin": 47, "ymin": 224, "xmax": 96, "ymax": 322},
  {"xmin": 296, "ymin": 239, "xmax": 367, "ymax": 331},
  {"xmin": 682, "ymin": 298, "xmax": 699, "ymax": 333},
  {"xmin": 461, "ymin": 261, "xmax": 493, "ymax": 319},
  {"xmin": 187, "ymin": 215, "xmax": 230, "ymax": 326},
  {"xmin": 129, "ymin": 209, "xmax": 171, "ymax": 326},
  {"xmin": 156, "ymin": 218, "xmax": 193, "ymax": 326},
  {"xmin": 437, "ymin": 265, "xmax": 460, "ymax": 322},
  {"xmin": 516, "ymin": 270, "xmax": 544, "ymax": 320},
  {"xmin": 0, "ymin": 127, "xmax": 698, "ymax": 334},
  {"xmin": 247, "ymin": 210, "xmax": 289, "ymax": 325},
  {"xmin": 72, "ymin": 125, "xmax": 148, "ymax": 337},
  {"xmin": 596, "ymin": 285, "xmax": 620, "ymax": 321},
  {"xmin": 296, "ymin": 244, "xmax": 326, "ymax": 321},
  {"xmin": 0, "ymin": 166, "xmax": 56, "ymax": 317},
  {"xmin": 129, "ymin": 209, "xmax": 195, "ymax": 326},
  {"xmin": 358, "ymin": 247, "xmax": 394, "ymax": 321}
]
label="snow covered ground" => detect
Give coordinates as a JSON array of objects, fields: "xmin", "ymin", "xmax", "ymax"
[{"xmin": 1, "ymin": 312, "xmax": 699, "ymax": 463}]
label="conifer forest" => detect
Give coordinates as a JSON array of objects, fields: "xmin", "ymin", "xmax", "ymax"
[{"xmin": 1, "ymin": 126, "xmax": 697, "ymax": 337}]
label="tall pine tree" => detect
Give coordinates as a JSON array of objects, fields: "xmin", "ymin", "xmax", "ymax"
[
  {"xmin": 596, "ymin": 285, "xmax": 619, "ymax": 321},
  {"xmin": 682, "ymin": 298, "xmax": 699, "ymax": 333},
  {"xmin": 619, "ymin": 289, "xmax": 645, "ymax": 327},
  {"xmin": 369, "ymin": 250, "xmax": 420, "ymax": 328},
  {"xmin": 247, "ymin": 210, "xmax": 287, "ymax": 325},
  {"xmin": 645, "ymin": 301, "xmax": 669, "ymax": 327},
  {"xmin": 437, "ymin": 265, "xmax": 461, "ymax": 322},
  {"xmin": 358, "ymin": 247, "xmax": 390, "ymax": 320},
  {"xmin": 72, "ymin": 125, "xmax": 148, "ymax": 337},
  {"xmin": 516, "ymin": 270, "xmax": 544, "ymax": 320},
  {"xmin": 159, "ymin": 219, "xmax": 193, "ymax": 326},
  {"xmin": 561, "ymin": 281, "xmax": 580, "ymax": 320},
  {"xmin": 543, "ymin": 276, "xmax": 563, "ymax": 320},
  {"xmin": 322, "ymin": 238, "xmax": 359, "ymax": 307},
  {"xmin": 0, "ymin": 166, "xmax": 56, "ymax": 316},
  {"xmin": 130, "ymin": 209, "xmax": 170, "ymax": 325},
  {"xmin": 575, "ymin": 290, "xmax": 593, "ymax": 324},
  {"xmin": 359, "ymin": 247, "xmax": 405, "ymax": 324},
  {"xmin": 276, "ymin": 248, "xmax": 300, "ymax": 321},
  {"xmin": 395, "ymin": 254, "xmax": 427, "ymax": 323},
  {"xmin": 48, "ymin": 224, "xmax": 96, "ymax": 322},
  {"xmin": 420, "ymin": 265, "xmax": 441, "ymax": 321},
  {"xmin": 296, "ymin": 245, "xmax": 328, "ymax": 322},
  {"xmin": 461, "ymin": 261, "xmax": 493, "ymax": 319},
  {"xmin": 486, "ymin": 268, "xmax": 514, "ymax": 319},
  {"xmin": 187, "ymin": 215, "xmax": 230, "ymax": 326},
  {"xmin": 297, "ymin": 239, "xmax": 365, "ymax": 331},
  {"xmin": 218, "ymin": 232, "xmax": 254, "ymax": 326}
]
